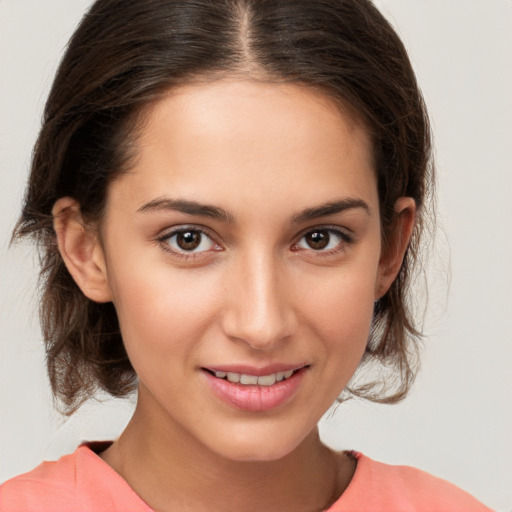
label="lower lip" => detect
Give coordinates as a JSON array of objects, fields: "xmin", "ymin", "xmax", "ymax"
[{"xmin": 203, "ymin": 369, "xmax": 306, "ymax": 412}]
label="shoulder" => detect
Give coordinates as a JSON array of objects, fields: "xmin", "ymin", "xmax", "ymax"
[
  {"xmin": 1, "ymin": 449, "xmax": 80, "ymax": 511},
  {"xmin": 329, "ymin": 451, "xmax": 494, "ymax": 512},
  {"xmin": 0, "ymin": 443, "xmax": 151, "ymax": 512}
]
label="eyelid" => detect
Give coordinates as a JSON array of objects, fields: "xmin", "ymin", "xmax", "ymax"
[
  {"xmin": 292, "ymin": 225, "xmax": 354, "ymax": 253},
  {"xmin": 155, "ymin": 224, "xmax": 353, "ymax": 260},
  {"xmin": 156, "ymin": 225, "xmax": 222, "ymax": 258}
]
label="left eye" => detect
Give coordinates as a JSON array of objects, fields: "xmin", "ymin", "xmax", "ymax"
[
  {"xmin": 295, "ymin": 229, "xmax": 347, "ymax": 251},
  {"xmin": 164, "ymin": 229, "xmax": 216, "ymax": 253}
]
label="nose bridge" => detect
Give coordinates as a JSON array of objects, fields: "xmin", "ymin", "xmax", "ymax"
[{"xmin": 222, "ymin": 246, "xmax": 294, "ymax": 350}]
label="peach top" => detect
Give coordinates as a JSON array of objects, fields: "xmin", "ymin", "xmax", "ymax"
[{"xmin": 0, "ymin": 444, "xmax": 493, "ymax": 511}]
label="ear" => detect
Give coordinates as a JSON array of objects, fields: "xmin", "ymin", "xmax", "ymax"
[
  {"xmin": 52, "ymin": 197, "xmax": 112, "ymax": 303},
  {"xmin": 375, "ymin": 197, "xmax": 416, "ymax": 300}
]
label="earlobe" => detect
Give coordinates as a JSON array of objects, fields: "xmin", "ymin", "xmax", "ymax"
[
  {"xmin": 52, "ymin": 197, "xmax": 112, "ymax": 303},
  {"xmin": 375, "ymin": 197, "xmax": 416, "ymax": 300}
]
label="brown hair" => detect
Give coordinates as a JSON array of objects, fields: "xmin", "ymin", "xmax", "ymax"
[{"xmin": 14, "ymin": 0, "xmax": 434, "ymax": 413}]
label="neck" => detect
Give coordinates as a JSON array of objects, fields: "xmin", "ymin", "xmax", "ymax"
[{"xmin": 101, "ymin": 389, "xmax": 355, "ymax": 512}]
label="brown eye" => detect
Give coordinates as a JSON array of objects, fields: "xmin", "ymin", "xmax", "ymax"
[
  {"xmin": 163, "ymin": 228, "xmax": 216, "ymax": 254},
  {"xmin": 304, "ymin": 230, "xmax": 330, "ymax": 250},
  {"xmin": 295, "ymin": 228, "xmax": 350, "ymax": 253},
  {"xmin": 176, "ymin": 230, "xmax": 202, "ymax": 250}
]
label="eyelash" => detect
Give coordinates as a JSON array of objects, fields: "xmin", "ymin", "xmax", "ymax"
[
  {"xmin": 292, "ymin": 227, "xmax": 353, "ymax": 256},
  {"xmin": 156, "ymin": 225, "xmax": 353, "ymax": 260},
  {"xmin": 156, "ymin": 226, "xmax": 220, "ymax": 260}
]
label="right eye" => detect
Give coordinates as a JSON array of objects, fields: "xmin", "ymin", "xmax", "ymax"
[{"xmin": 159, "ymin": 227, "xmax": 219, "ymax": 256}]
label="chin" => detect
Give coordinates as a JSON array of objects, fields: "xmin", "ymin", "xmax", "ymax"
[{"xmin": 205, "ymin": 424, "xmax": 314, "ymax": 463}]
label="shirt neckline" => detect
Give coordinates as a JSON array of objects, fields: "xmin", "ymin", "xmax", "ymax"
[{"xmin": 79, "ymin": 442, "xmax": 364, "ymax": 511}]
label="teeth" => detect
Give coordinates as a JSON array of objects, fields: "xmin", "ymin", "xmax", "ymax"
[
  {"xmin": 216, "ymin": 370, "xmax": 297, "ymax": 386},
  {"xmin": 257, "ymin": 374, "xmax": 276, "ymax": 386},
  {"xmin": 240, "ymin": 374, "xmax": 258, "ymax": 385},
  {"xmin": 226, "ymin": 372, "xmax": 240, "ymax": 383}
]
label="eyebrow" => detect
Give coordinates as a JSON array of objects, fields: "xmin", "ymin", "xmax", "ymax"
[
  {"xmin": 137, "ymin": 196, "xmax": 370, "ymax": 224},
  {"xmin": 291, "ymin": 198, "xmax": 370, "ymax": 224},
  {"xmin": 137, "ymin": 197, "xmax": 235, "ymax": 222}
]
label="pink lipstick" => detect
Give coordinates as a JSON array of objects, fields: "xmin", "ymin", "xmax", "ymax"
[{"xmin": 202, "ymin": 364, "xmax": 308, "ymax": 412}]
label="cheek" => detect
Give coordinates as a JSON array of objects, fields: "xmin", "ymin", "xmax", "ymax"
[
  {"xmin": 315, "ymin": 296, "xmax": 373, "ymax": 371},
  {"xmin": 297, "ymin": 259, "xmax": 379, "ymax": 377},
  {"xmin": 301, "ymin": 264, "xmax": 377, "ymax": 335},
  {"xmin": 106, "ymin": 259, "xmax": 219, "ymax": 365}
]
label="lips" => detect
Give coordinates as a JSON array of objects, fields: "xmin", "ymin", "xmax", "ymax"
[
  {"xmin": 202, "ymin": 364, "xmax": 308, "ymax": 412},
  {"xmin": 209, "ymin": 369, "xmax": 296, "ymax": 386}
]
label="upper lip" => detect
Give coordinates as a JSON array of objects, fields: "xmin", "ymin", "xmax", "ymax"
[{"xmin": 202, "ymin": 363, "xmax": 309, "ymax": 376}]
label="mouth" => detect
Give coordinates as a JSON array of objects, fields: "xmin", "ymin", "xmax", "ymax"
[
  {"xmin": 202, "ymin": 365, "xmax": 309, "ymax": 412},
  {"xmin": 203, "ymin": 367, "xmax": 304, "ymax": 387}
]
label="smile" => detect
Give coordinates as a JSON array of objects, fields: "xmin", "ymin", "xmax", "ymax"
[
  {"xmin": 211, "ymin": 370, "xmax": 295, "ymax": 386},
  {"xmin": 202, "ymin": 365, "xmax": 309, "ymax": 412}
]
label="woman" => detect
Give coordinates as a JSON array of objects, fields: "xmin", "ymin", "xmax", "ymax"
[{"xmin": 0, "ymin": 0, "xmax": 495, "ymax": 510}]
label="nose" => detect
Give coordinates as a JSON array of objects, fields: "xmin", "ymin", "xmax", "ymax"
[{"xmin": 220, "ymin": 250, "xmax": 296, "ymax": 351}]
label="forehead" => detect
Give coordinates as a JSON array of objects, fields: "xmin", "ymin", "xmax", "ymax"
[{"xmin": 108, "ymin": 79, "xmax": 377, "ymax": 219}]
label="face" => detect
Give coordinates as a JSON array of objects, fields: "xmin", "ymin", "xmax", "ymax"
[{"xmin": 96, "ymin": 80, "xmax": 387, "ymax": 461}]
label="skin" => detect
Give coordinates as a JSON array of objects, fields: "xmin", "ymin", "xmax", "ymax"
[{"xmin": 53, "ymin": 79, "xmax": 415, "ymax": 512}]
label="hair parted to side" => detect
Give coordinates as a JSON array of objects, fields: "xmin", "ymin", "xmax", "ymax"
[{"xmin": 13, "ymin": 0, "xmax": 434, "ymax": 414}]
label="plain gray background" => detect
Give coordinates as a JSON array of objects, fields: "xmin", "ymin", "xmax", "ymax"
[{"xmin": 1, "ymin": 1, "xmax": 511, "ymax": 510}]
